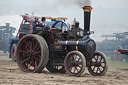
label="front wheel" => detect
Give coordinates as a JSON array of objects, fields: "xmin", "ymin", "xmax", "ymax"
[
  {"xmin": 64, "ymin": 51, "xmax": 86, "ymax": 77},
  {"xmin": 11, "ymin": 44, "xmax": 17, "ymax": 62},
  {"xmin": 87, "ymin": 51, "xmax": 108, "ymax": 76}
]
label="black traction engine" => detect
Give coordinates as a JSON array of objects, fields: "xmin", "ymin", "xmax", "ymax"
[{"xmin": 16, "ymin": 6, "xmax": 108, "ymax": 76}]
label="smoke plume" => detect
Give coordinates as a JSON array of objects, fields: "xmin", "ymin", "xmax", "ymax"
[
  {"xmin": 77, "ymin": 0, "xmax": 91, "ymax": 7},
  {"xmin": 56, "ymin": 0, "xmax": 91, "ymax": 7}
]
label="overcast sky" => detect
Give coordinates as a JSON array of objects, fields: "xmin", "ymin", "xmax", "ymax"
[{"xmin": 0, "ymin": 0, "xmax": 128, "ymax": 41}]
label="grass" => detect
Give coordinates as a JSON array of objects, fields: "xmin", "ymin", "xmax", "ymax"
[{"xmin": 109, "ymin": 60, "xmax": 128, "ymax": 67}]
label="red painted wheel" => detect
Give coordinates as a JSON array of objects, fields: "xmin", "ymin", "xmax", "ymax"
[
  {"xmin": 46, "ymin": 65, "xmax": 65, "ymax": 73},
  {"xmin": 16, "ymin": 34, "xmax": 49, "ymax": 73},
  {"xmin": 114, "ymin": 47, "xmax": 121, "ymax": 61},
  {"xmin": 64, "ymin": 51, "xmax": 86, "ymax": 77},
  {"xmin": 11, "ymin": 44, "xmax": 17, "ymax": 62},
  {"xmin": 87, "ymin": 51, "xmax": 108, "ymax": 76}
]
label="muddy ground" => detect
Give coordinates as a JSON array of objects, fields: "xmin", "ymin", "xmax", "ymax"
[{"xmin": 0, "ymin": 52, "xmax": 128, "ymax": 85}]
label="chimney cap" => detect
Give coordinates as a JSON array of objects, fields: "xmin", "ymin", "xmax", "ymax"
[
  {"xmin": 82, "ymin": 6, "xmax": 93, "ymax": 12},
  {"xmin": 82, "ymin": 6, "xmax": 92, "ymax": 9}
]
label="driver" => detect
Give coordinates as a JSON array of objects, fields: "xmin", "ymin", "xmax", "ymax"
[
  {"xmin": 40, "ymin": 17, "xmax": 50, "ymax": 39},
  {"xmin": 32, "ymin": 17, "xmax": 49, "ymax": 39},
  {"xmin": 32, "ymin": 17, "xmax": 41, "ymax": 32}
]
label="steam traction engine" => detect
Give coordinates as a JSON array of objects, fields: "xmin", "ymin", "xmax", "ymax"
[
  {"xmin": 100, "ymin": 32, "xmax": 128, "ymax": 61},
  {"xmin": 0, "ymin": 23, "xmax": 16, "ymax": 53},
  {"xmin": 117, "ymin": 32, "xmax": 128, "ymax": 61},
  {"xmin": 16, "ymin": 6, "xmax": 108, "ymax": 76}
]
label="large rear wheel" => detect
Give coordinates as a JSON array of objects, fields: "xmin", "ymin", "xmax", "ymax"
[
  {"xmin": 16, "ymin": 34, "xmax": 49, "ymax": 73},
  {"xmin": 64, "ymin": 51, "xmax": 86, "ymax": 77}
]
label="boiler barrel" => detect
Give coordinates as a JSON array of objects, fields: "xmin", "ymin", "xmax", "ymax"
[{"xmin": 58, "ymin": 38, "xmax": 96, "ymax": 54}]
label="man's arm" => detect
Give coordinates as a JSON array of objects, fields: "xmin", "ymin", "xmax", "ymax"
[{"xmin": 32, "ymin": 21, "xmax": 39, "ymax": 27}]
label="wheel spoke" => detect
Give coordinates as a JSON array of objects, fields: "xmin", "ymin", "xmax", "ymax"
[
  {"xmin": 75, "ymin": 67, "xmax": 79, "ymax": 72},
  {"xmin": 93, "ymin": 55, "xmax": 97, "ymax": 61},
  {"xmin": 71, "ymin": 54, "xmax": 75, "ymax": 61},
  {"xmin": 92, "ymin": 66, "xmax": 96, "ymax": 71},
  {"xmin": 25, "ymin": 41, "xmax": 30, "ymax": 50},
  {"xmin": 78, "ymin": 65, "xmax": 82, "ymax": 68},
  {"xmin": 78, "ymin": 62, "xmax": 82, "ymax": 65},
  {"xmin": 99, "ymin": 57, "xmax": 103, "ymax": 62},
  {"xmin": 34, "ymin": 60, "xmax": 38, "ymax": 68},
  {"xmin": 96, "ymin": 67, "xmax": 99, "ymax": 73},
  {"xmin": 33, "ymin": 43, "xmax": 39, "ymax": 51},
  {"xmin": 68, "ymin": 63, "xmax": 73, "ymax": 70},
  {"xmin": 101, "ymin": 65, "xmax": 105, "ymax": 68},
  {"xmin": 32, "ymin": 38, "xmax": 35, "ymax": 49},
  {"xmin": 77, "ymin": 57, "xmax": 81, "ymax": 62},
  {"xmin": 96, "ymin": 55, "xmax": 99, "ymax": 62},
  {"xmin": 101, "ymin": 61, "xmax": 105, "ymax": 63},
  {"xmin": 23, "ymin": 40, "xmax": 28, "ymax": 45},
  {"xmin": 74, "ymin": 55, "xmax": 77, "ymax": 60},
  {"xmin": 70, "ymin": 66, "xmax": 73, "ymax": 71},
  {"xmin": 73, "ymin": 55, "xmax": 78, "ymax": 64},
  {"xmin": 92, "ymin": 57, "xmax": 96, "ymax": 63},
  {"xmin": 35, "ymin": 54, "xmax": 41, "ymax": 59},
  {"xmin": 34, "ymin": 56, "xmax": 40, "ymax": 62},
  {"xmin": 36, "ymin": 44, "xmax": 40, "ymax": 50},
  {"xmin": 73, "ymin": 67, "xmax": 76, "ymax": 73},
  {"xmin": 98, "ymin": 67, "xmax": 102, "ymax": 72},
  {"xmin": 21, "ymin": 57, "xmax": 30, "ymax": 64},
  {"xmin": 19, "ymin": 49, "xmax": 26, "ymax": 53},
  {"xmin": 32, "ymin": 59, "xmax": 35, "ymax": 68},
  {"xmin": 35, "ymin": 51, "xmax": 41, "ymax": 54},
  {"xmin": 28, "ymin": 40, "xmax": 32, "ymax": 50},
  {"xmin": 28, "ymin": 58, "xmax": 33, "ymax": 68}
]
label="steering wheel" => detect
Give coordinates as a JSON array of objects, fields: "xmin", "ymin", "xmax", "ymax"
[{"xmin": 51, "ymin": 21, "xmax": 69, "ymax": 32}]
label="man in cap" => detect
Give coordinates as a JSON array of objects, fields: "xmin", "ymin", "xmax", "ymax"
[
  {"xmin": 32, "ymin": 17, "xmax": 41, "ymax": 32},
  {"xmin": 41, "ymin": 17, "xmax": 46, "ymax": 26}
]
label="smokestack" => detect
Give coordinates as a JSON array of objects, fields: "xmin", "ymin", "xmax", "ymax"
[
  {"xmin": 6, "ymin": 23, "xmax": 10, "ymax": 27},
  {"xmin": 75, "ymin": 21, "xmax": 79, "ymax": 28},
  {"xmin": 82, "ymin": 6, "xmax": 92, "ymax": 35}
]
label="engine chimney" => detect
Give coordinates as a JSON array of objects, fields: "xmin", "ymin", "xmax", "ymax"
[
  {"xmin": 6, "ymin": 23, "xmax": 10, "ymax": 27},
  {"xmin": 82, "ymin": 6, "xmax": 92, "ymax": 35}
]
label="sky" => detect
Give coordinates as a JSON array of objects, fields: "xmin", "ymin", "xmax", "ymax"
[{"xmin": 0, "ymin": 0, "xmax": 128, "ymax": 41}]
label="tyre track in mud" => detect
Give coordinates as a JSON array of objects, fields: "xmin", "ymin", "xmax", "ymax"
[{"xmin": 0, "ymin": 53, "xmax": 128, "ymax": 85}]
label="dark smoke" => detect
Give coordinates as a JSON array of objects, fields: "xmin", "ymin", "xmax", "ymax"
[{"xmin": 56, "ymin": 0, "xmax": 91, "ymax": 7}]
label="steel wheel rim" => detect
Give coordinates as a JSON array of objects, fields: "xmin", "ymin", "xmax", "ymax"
[
  {"xmin": 17, "ymin": 36, "xmax": 42, "ymax": 72},
  {"xmin": 65, "ymin": 53, "xmax": 84, "ymax": 75}
]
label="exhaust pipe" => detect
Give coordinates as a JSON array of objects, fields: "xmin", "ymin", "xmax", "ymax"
[{"xmin": 82, "ymin": 6, "xmax": 92, "ymax": 35}]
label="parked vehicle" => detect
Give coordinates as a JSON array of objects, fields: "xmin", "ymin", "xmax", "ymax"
[{"xmin": 0, "ymin": 23, "xmax": 16, "ymax": 53}]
